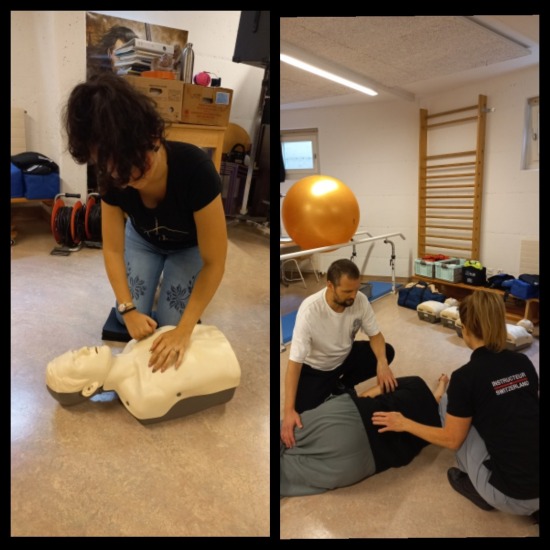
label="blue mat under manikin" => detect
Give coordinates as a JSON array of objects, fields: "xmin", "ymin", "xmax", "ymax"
[
  {"xmin": 101, "ymin": 308, "xmax": 161, "ymax": 342},
  {"xmin": 281, "ymin": 281, "xmax": 402, "ymax": 345},
  {"xmin": 102, "ymin": 307, "xmax": 132, "ymax": 342}
]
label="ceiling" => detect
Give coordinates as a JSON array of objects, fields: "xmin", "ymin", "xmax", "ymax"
[{"xmin": 280, "ymin": 15, "xmax": 539, "ymax": 109}]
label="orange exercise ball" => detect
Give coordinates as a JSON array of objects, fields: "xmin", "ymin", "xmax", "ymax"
[{"xmin": 282, "ymin": 175, "xmax": 360, "ymax": 250}]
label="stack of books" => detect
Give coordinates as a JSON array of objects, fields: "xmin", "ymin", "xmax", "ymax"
[{"xmin": 113, "ymin": 38, "xmax": 175, "ymax": 76}]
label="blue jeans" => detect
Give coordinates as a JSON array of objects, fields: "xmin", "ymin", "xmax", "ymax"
[
  {"xmin": 115, "ymin": 219, "xmax": 203, "ymax": 327},
  {"xmin": 439, "ymin": 393, "xmax": 539, "ymax": 516}
]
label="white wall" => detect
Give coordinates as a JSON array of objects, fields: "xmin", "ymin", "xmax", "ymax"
[
  {"xmin": 11, "ymin": 10, "xmax": 265, "ymax": 198},
  {"xmin": 281, "ymin": 65, "xmax": 539, "ymax": 279}
]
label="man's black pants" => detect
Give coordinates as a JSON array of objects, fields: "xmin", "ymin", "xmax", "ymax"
[{"xmin": 294, "ymin": 340, "xmax": 395, "ymax": 414}]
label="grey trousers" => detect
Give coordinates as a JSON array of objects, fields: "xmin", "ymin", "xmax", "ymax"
[
  {"xmin": 439, "ymin": 393, "xmax": 539, "ymax": 515},
  {"xmin": 280, "ymin": 393, "xmax": 376, "ymax": 497}
]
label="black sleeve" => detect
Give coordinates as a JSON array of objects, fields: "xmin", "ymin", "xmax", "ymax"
[{"xmin": 187, "ymin": 157, "xmax": 222, "ymax": 212}]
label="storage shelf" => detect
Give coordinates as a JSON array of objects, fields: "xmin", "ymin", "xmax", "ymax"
[{"xmin": 11, "ymin": 197, "xmax": 54, "ymax": 205}]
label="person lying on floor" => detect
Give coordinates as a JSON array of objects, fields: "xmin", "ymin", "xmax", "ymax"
[{"xmin": 280, "ymin": 375, "xmax": 448, "ymax": 498}]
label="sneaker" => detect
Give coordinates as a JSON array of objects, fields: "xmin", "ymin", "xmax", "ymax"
[{"xmin": 447, "ymin": 468, "xmax": 495, "ymax": 511}]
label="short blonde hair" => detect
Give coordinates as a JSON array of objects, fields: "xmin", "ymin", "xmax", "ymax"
[{"xmin": 458, "ymin": 291, "xmax": 507, "ymax": 352}]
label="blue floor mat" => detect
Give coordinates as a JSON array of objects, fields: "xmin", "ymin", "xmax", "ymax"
[
  {"xmin": 281, "ymin": 281, "xmax": 402, "ymax": 345},
  {"xmin": 281, "ymin": 310, "xmax": 298, "ymax": 345},
  {"xmin": 361, "ymin": 281, "xmax": 402, "ymax": 302}
]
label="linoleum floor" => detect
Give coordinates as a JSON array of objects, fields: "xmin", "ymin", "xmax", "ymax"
[{"xmin": 11, "ymin": 209, "xmax": 270, "ymax": 537}]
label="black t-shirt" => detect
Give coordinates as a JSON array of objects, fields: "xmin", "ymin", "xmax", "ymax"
[
  {"xmin": 447, "ymin": 346, "xmax": 539, "ymax": 500},
  {"xmin": 101, "ymin": 141, "xmax": 221, "ymax": 251},
  {"xmin": 351, "ymin": 376, "xmax": 442, "ymax": 473}
]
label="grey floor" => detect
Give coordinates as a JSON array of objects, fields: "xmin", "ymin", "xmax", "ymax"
[
  {"xmin": 280, "ymin": 273, "xmax": 539, "ymax": 539},
  {"xmin": 11, "ymin": 206, "xmax": 270, "ymax": 537}
]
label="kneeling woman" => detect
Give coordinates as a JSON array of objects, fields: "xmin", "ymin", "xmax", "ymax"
[
  {"xmin": 280, "ymin": 375, "xmax": 447, "ymax": 497},
  {"xmin": 372, "ymin": 292, "xmax": 539, "ymax": 521}
]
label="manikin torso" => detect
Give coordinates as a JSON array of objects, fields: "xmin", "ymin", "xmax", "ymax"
[{"xmin": 46, "ymin": 325, "xmax": 241, "ymax": 423}]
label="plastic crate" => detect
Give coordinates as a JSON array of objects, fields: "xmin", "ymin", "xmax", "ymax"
[
  {"xmin": 455, "ymin": 318, "xmax": 463, "ymax": 338},
  {"xmin": 434, "ymin": 258, "xmax": 465, "ymax": 283},
  {"xmin": 416, "ymin": 300, "xmax": 447, "ymax": 323},
  {"xmin": 417, "ymin": 310, "xmax": 440, "ymax": 323},
  {"xmin": 441, "ymin": 305, "xmax": 459, "ymax": 329},
  {"xmin": 414, "ymin": 258, "xmax": 435, "ymax": 278}
]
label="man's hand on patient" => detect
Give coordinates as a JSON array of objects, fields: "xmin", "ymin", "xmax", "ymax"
[
  {"xmin": 281, "ymin": 410, "xmax": 303, "ymax": 449},
  {"xmin": 377, "ymin": 363, "xmax": 398, "ymax": 393}
]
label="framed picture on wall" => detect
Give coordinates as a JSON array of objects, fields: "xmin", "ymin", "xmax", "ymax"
[{"xmin": 86, "ymin": 12, "xmax": 188, "ymax": 80}]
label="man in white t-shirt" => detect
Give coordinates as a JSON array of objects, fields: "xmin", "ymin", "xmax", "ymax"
[{"xmin": 281, "ymin": 258, "xmax": 397, "ymax": 448}]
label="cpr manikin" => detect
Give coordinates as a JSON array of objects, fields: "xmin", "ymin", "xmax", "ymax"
[{"xmin": 46, "ymin": 325, "xmax": 241, "ymax": 424}]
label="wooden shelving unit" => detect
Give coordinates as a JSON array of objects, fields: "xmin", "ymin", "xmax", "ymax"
[
  {"xmin": 11, "ymin": 198, "xmax": 54, "ymax": 245},
  {"xmin": 165, "ymin": 123, "xmax": 226, "ymax": 172},
  {"xmin": 11, "ymin": 197, "xmax": 53, "ymax": 205}
]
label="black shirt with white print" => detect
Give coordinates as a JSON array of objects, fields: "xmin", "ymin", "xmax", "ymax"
[{"xmin": 101, "ymin": 141, "xmax": 221, "ymax": 251}]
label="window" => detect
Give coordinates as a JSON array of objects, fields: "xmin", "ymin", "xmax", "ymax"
[
  {"xmin": 523, "ymin": 96, "xmax": 539, "ymax": 170},
  {"xmin": 280, "ymin": 128, "xmax": 319, "ymax": 179}
]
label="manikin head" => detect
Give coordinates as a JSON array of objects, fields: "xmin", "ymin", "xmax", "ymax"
[{"xmin": 46, "ymin": 345, "xmax": 113, "ymax": 405}]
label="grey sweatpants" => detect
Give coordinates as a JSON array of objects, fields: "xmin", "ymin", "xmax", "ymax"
[{"xmin": 280, "ymin": 393, "xmax": 376, "ymax": 497}]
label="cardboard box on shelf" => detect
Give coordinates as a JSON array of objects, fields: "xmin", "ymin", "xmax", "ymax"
[
  {"xmin": 124, "ymin": 75, "xmax": 184, "ymax": 122},
  {"xmin": 180, "ymin": 84, "xmax": 233, "ymax": 126}
]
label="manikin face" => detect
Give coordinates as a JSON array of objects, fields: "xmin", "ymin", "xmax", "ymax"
[{"xmin": 46, "ymin": 345, "xmax": 112, "ymax": 397}]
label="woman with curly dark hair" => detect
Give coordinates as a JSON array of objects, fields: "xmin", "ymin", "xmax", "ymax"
[{"xmin": 63, "ymin": 72, "xmax": 227, "ymax": 373}]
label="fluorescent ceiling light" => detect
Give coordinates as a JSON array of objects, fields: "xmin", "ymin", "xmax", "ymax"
[{"xmin": 280, "ymin": 53, "xmax": 378, "ymax": 96}]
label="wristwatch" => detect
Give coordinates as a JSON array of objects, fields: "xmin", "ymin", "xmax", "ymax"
[{"xmin": 118, "ymin": 302, "xmax": 136, "ymax": 315}]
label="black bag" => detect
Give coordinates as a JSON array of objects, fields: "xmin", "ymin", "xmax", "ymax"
[
  {"xmin": 487, "ymin": 273, "xmax": 515, "ymax": 290},
  {"xmin": 462, "ymin": 260, "xmax": 487, "ymax": 286},
  {"xmin": 11, "ymin": 151, "xmax": 59, "ymax": 175},
  {"xmin": 519, "ymin": 274, "xmax": 539, "ymax": 288},
  {"xmin": 397, "ymin": 281, "xmax": 446, "ymax": 310}
]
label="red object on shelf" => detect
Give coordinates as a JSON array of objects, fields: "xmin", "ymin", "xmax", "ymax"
[
  {"xmin": 422, "ymin": 254, "xmax": 450, "ymax": 262},
  {"xmin": 193, "ymin": 71, "xmax": 211, "ymax": 86}
]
